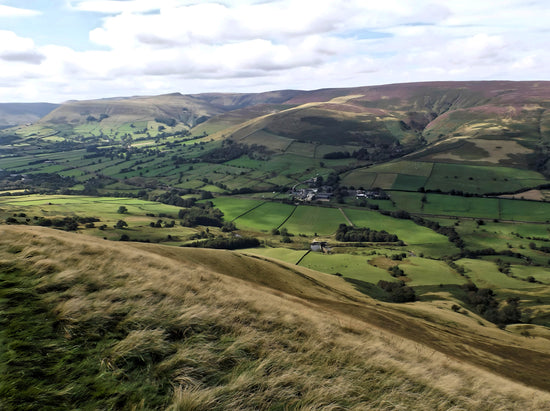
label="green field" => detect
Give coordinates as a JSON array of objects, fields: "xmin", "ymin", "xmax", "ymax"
[
  {"xmin": 342, "ymin": 208, "xmax": 456, "ymax": 257},
  {"xmin": 401, "ymin": 258, "xmax": 463, "ymax": 286},
  {"xmin": 0, "ymin": 194, "xmax": 200, "ymax": 244},
  {"xmin": 233, "ymin": 201, "xmax": 295, "ymax": 231},
  {"xmin": 368, "ymin": 161, "xmax": 434, "ymax": 177},
  {"xmin": 425, "ymin": 163, "xmax": 546, "ymax": 194},
  {"xmin": 341, "ymin": 161, "xmax": 547, "ymax": 195},
  {"xmin": 209, "ymin": 197, "xmax": 264, "ymax": 222},
  {"xmin": 340, "ymin": 169, "xmax": 377, "ymax": 189},
  {"xmin": 282, "ymin": 206, "xmax": 346, "ymax": 235},
  {"xmin": 500, "ymin": 199, "xmax": 550, "ymax": 222},
  {"xmin": 298, "ymin": 252, "xmax": 394, "ymax": 282},
  {"xmin": 458, "ymin": 259, "xmax": 543, "ymax": 290}
]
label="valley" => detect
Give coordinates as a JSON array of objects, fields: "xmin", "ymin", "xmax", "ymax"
[{"xmin": 2, "ymin": 81, "xmax": 550, "ymax": 409}]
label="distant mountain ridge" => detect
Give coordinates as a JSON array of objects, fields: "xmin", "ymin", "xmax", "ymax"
[
  {"xmin": 0, "ymin": 102, "xmax": 59, "ymax": 128},
  {"xmin": 6, "ymin": 81, "xmax": 550, "ymax": 176}
]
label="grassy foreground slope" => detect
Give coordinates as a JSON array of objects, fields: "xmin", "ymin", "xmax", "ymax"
[{"xmin": 2, "ymin": 226, "xmax": 550, "ymax": 410}]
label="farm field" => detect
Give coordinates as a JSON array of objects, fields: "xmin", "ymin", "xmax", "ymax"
[
  {"xmin": 384, "ymin": 191, "xmax": 550, "ymax": 222},
  {"xmin": 209, "ymin": 197, "xmax": 264, "ymax": 222},
  {"xmin": 231, "ymin": 201, "xmax": 295, "ymax": 232},
  {"xmin": 341, "ymin": 161, "xmax": 547, "ymax": 194},
  {"xmin": 457, "ymin": 259, "xmax": 544, "ymax": 290},
  {"xmin": 424, "ymin": 163, "xmax": 547, "ymax": 194},
  {"xmin": 342, "ymin": 208, "xmax": 457, "ymax": 257},
  {"xmin": 281, "ymin": 206, "xmax": 346, "ymax": 236},
  {"xmin": 500, "ymin": 199, "xmax": 550, "ymax": 222},
  {"xmin": 0, "ymin": 194, "xmax": 200, "ymax": 243},
  {"xmin": 400, "ymin": 257, "xmax": 463, "ymax": 286},
  {"xmin": 298, "ymin": 252, "xmax": 394, "ymax": 282}
]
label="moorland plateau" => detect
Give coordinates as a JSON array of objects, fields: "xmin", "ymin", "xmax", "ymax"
[{"xmin": 2, "ymin": 81, "xmax": 550, "ymax": 409}]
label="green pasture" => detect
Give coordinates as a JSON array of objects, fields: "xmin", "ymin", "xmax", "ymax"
[
  {"xmin": 241, "ymin": 130, "xmax": 292, "ymax": 152},
  {"xmin": 388, "ymin": 192, "xmax": 501, "ymax": 219},
  {"xmin": 391, "ymin": 174, "xmax": 428, "ymax": 191},
  {"xmin": 282, "ymin": 206, "xmax": 346, "ymax": 235},
  {"xmin": 209, "ymin": 197, "xmax": 264, "ymax": 222},
  {"xmin": 233, "ymin": 201, "xmax": 295, "ymax": 232},
  {"xmin": 500, "ymin": 199, "xmax": 550, "ymax": 222},
  {"xmin": 511, "ymin": 266, "xmax": 550, "ymax": 284},
  {"xmin": 401, "ymin": 258, "xmax": 463, "ymax": 286},
  {"xmin": 342, "ymin": 208, "xmax": 456, "ymax": 257},
  {"xmin": 298, "ymin": 252, "xmax": 394, "ymax": 282},
  {"xmin": 424, "ymin": 163, "xmax": 546, "ymax": 194},
  {"xmin": 368, "ymin": 161, "xmax": 434, "ymax": 177},
  {"xmin": 423, "ymin": 194, "xmax": 499, "ymax": 219},
  {"xmin": 225, "ymin": 156, "xmax": 264, "ymax": 169},
  {"xmin": 227, "ymin": 154, "xmax": 322, "ymax": 179},
  {"xmin": 457, "ymin": 259, "xmax": 541, "ymax": 290},
  {"xmin": 0, "ymin": 194, "xmax": 210, "ymax": 244},
  {"xmin": 340, "ymin": 169, "xmax": 377, "ymax": 189},
  {"xmin": 0, "ymin": 195, "xmax": 180, "ymax": 217},
  {"xmin": 373, "ymin": 173, "xmax": 397, "ymax": 189},
  {"xmin": 341, "ymin": 161, "xmax": 547, "ymax": 195}
]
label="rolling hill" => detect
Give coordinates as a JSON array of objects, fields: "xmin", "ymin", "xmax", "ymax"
[{"xmin": 2, "ymin": 225, "xmax": 550, "ymax": 409}]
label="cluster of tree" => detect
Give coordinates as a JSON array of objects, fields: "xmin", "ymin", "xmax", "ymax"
[
  {"xmin": 529, "ymin": 242, "xmax": 550, "ymax": 254},
  {"xmin": 271, "ymin": 227, "xmax": 292, "ymax": 243},
  {"xmin": 322, "ymin": 143, "xmax": 411, "ymax": 163},
  {"xmin": 388, "ymin": 265, "xmax": 405, "ymax": 277},
  {"xmin": 376, "ymin": 280, "xmax": 416, "ymax": 303},
  {"xmin": 86, "ymin": 114, "xmax": 109, "ymax": 122},
  {"xmin": 36, "ymin": 216, "xmax": 78, "ymax": 231},
  {"xmin": 323, "ymin": 151, "xmax": 351, "ymax": 159},
  {"xmin": 201, "ymin": 142, "xmax": 271, "ymax": 163},
  {"xmin": 496, "ymin": 259, "xmax": 511, "ymax": 275},
  {"xmin": 335, "ymin": 224, "xmax": 399, "ymax": 243},
  {"xmin": 458, "ymin": 247, "xmax": 531, "ymax": 263},
  {"xmin": 149, "ymin": 219, "xmax": 175, "ymax": 228},
  {"xmin": 156, "ymin": 190, "xmax": 197, "ymax": 207},
  {"xmin": 460, "ymin": 283, "xmax": 522, "ymax": 325},
  {"xmin": 0, "ymin": 172, "xmax": 77, "ymax": 192},
  {"xmin": 154, "ymin": 117, "xmax": 177, "ymax": 127},
  {"xmin": 178, "ymin": 202, "xmax": 224, "ymax": 227},
  {"xmin": 184, "ymin": 235, "xmax": 260, "ymax": 250}
]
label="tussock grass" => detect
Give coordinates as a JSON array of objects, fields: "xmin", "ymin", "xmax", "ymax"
[{"xmin": 1, "ymin": 226, "xmax": 550, "ymax": 410}]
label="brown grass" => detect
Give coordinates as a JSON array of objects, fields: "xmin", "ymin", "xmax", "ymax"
[{"xmin": 2, "ymin": 225, "xmax": 550, "ymax": 409}]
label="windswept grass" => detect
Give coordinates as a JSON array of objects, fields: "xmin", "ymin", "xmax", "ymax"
[{"xmin": 1, "ymin": 226, "xmax": 550, "ymax": 410}]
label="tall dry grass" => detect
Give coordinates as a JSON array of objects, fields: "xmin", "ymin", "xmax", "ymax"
[{"xmin": 2, "ymin": 225, "xmax": 550, "ymax": 410}]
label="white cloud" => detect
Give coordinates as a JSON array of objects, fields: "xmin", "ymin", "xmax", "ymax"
[
  {"xmin": 0, "ymin": 31, "xmax": 45, "ymax": 64},
  {"xmin": 0, "ymin": 4, "xmax": 41, "ymax": 17},
  {"xmin": 68, "ymin": 0, "xmax": 171, "ymax": 14},
  {"xmin": 0, "ymin": 0, "xmax": 549, "ymax": 101}
]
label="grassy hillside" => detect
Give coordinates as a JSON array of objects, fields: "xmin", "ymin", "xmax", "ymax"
[{"xmin": 2, "ymin": 225, "xmax": 550, "ymax": 409}]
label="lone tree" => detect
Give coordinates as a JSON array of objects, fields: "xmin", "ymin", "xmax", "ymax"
[
  {"xmin": 114, "ymin": 220, "xmax": 128, "ymax": 229},
  {"xmin": 117, "ymin": 206, "xmax": 128, "ymax": 214}
]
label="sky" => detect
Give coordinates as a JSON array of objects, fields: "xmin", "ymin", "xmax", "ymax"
[{"xmin": 0, "ymin": 0, "xmax": 548, "ymax": 102}]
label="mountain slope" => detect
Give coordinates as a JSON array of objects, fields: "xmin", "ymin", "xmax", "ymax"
[
  {"xmin": 196, "ymin": 81, "xmax": 550, "ymax": 167},
  {"xmin": 2, "ymin": 225, "xmax": 550, "ymax": 409}
]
